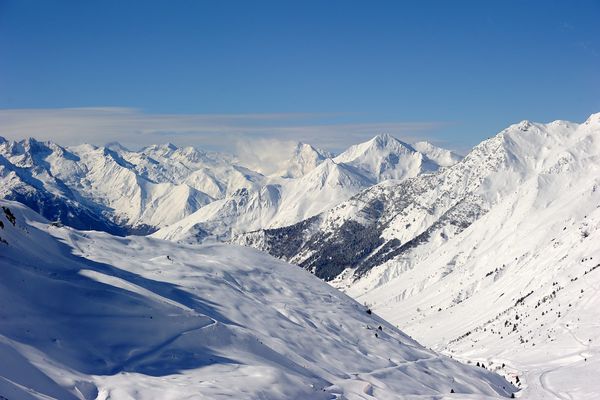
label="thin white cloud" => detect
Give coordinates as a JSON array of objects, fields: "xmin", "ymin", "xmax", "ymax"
[
  {"xmin": 234, "ymin": 139, "xmax": 304, "ymax": 175},
  {"xmin": 0, "ymin": 107, "xmax": 453, "ymax": 153}
]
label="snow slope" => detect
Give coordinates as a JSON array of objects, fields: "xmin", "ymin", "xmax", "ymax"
[
  {"xmin": 237, "ymin": 113, "xmax": 600, "ymax": 398},
  {"xmin": 0, "ymin": 200, "xmax": 515, "ymax": 399}
]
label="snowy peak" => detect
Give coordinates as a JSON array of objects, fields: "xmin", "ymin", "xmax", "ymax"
[
  {"xmin": 0, "ymin": 137, "xmax": 76, "ymax": 168},
  {"xmin": 335, "ymin": 133, "xmax": 415, "ymax": 163},
  {"xmin": 177, "ymin": 145, "xmax": 206, "ymax": 163},
  {"xmin": 334, "ymin": 133, "xmax": 437, "ymax": 181},
  {"xmin": 371, "ymin": 132, "xmax": 413, "ymax": 149},
  {"xmin": 464, "ymin": 115, "xmax": 592, "ymax": 178},
  {"xmin": 139, "ymin": 142, "xmax": 182, "ymax": 159},
  {"xmin": 299, "ymin": 141, "xmax": 333, "ymax": 158}
]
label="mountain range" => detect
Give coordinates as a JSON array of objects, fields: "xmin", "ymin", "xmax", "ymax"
[{"xmin": 0, "ymin": 133, "xmax": 458, "ymax": 239}]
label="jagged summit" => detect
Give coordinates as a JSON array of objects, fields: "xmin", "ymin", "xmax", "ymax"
[
  {"xmin": 336, "ymin": 133, "xmax": 415, "ymax": 162},
  {"xmin": 22, "ymin": 137, "xmax": 55, "ymax": 153},
  {"xmin": 370, "ymin": 132, "xmax": 415, "ymax": 150}
]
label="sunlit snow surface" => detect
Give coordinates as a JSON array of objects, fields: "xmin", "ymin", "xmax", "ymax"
[{"xmin": 0, "ymin": 200, "xmax": 513, "ymax": 399}]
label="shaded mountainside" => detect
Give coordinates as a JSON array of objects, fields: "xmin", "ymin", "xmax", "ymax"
[{"xmin": 0, "ymin": 200, "xmax": 515, "ymax": 399}]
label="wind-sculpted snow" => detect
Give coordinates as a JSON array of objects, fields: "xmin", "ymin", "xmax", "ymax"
[{"xmin": 0, "ymin": 200, "xmax": 515, "ymax": 399}]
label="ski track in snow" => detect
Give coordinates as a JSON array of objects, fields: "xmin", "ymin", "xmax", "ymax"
[{"xmin": 115, "ymin": 322, "xmax": 217, "ymax": 374}]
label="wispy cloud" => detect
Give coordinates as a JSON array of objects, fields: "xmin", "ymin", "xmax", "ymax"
[{"xmin": 0, "ymin": 107, "xmax": 454, "ymax": 153}]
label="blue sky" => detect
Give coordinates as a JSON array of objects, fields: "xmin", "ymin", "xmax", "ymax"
[{"xmin": 0, "ymin": 0, "xmax": 599, "ymax": 152}]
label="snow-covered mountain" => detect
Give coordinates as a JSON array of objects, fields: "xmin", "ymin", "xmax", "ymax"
[
  {"xmin": 0, "ymin": 137, "xmax": 128, "ymax": 234},
  {"xmin": 333, "ymin": 133, "xmax": 440, "ymax": 181},
  {"xmin": 0, "ymin": 200, "xmax": 515, "ymax": 399},
  {"xmin": 0, "ymin": 135, "xmax": 455, "ymax": 238},
  {"xmin": 4, "ymin": 113, "xmax": 600, "ymax": 397},
  {"xmin": 153, "ymin": 134, "xmax": 452, "ymax": 242},
  {"xmin": 236, "ymin": 113, "xmax": 600, "ymax": 397},
  {"xmin": 0, "ymin": 138, "xmax": 265, "ymax": 234}
]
